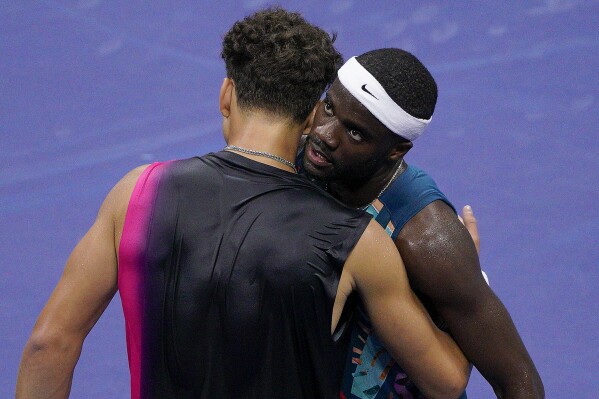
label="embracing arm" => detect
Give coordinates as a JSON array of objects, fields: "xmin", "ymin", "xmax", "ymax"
[
  {"xmin": 340, "ymin": 220, "xmax": 470, "ymax": 399},
  {"xmin": 397, "ymin": 201, "xmax": 544, "ymax": 398},
  {"xmin": 16, "ymin": 167, "xmax": 145, "ymax": 399}
]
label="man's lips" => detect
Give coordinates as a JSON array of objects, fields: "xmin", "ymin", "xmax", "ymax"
[{"xmin": 306, "ymin": 140, "xmax": 332, "ymax": 167}]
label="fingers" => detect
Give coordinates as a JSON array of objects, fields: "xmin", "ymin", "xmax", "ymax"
[{"xmin": 461, "ymin": 205, "xmax": 480, "ymax": 255}]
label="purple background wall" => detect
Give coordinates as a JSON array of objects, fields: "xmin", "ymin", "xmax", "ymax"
[{"xmin": 2, "ymin": 1, "xmax": 598, "ymax": 397}]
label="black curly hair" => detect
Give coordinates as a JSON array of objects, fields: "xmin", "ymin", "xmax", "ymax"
[
  {"xmin": 356, "ymin": 48, "xmax": 437, "ymax": 120},
  {"xmin": 221, "ymin": 7, "xmax": 343, "ymax": 123}
]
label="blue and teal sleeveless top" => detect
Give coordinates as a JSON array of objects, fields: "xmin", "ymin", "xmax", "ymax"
[{"xmin": 340, "ymin": 165, "xmax": 465, "ymax": 399}]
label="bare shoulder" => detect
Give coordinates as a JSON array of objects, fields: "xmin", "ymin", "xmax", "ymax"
[
  {"xmin": 104, "ymin": 165, "xmax": 149, "ymax": 212},
  {"xmin": 346, "ymin": 220, "xmax": 408, "ymax": 292},
  {"xmin": 395, "ymin": 200, "xmax": 483, "ymax": 299},
  {"xmin": 397, "ymin": 200, "xmax": 467, "ymax": 251},
  {"xmin": 102, "ymin": 164, "xmax": 150, "ymax": 241}
]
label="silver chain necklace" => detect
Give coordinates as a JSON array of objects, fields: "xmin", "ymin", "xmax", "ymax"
[{"xmin": 224, "ymin": 145, "xmax": 297, "ymax": 173}]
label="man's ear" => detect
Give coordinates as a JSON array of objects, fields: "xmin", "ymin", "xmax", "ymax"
[
  {"xmin": 219, "ymin": 78, "xmax": 234, "ymax": 118},
  {"xmin": 388, "ymin": 139, "xmax": 413, "ymax": 162},
  {"xmin": 302, "ymin": 101, "xmax": 320, "ymax": 134}
]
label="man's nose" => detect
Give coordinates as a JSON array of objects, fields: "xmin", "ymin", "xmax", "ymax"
[{"xmin": 313, "ymin": 119, "xmax": 339, "ymax": 149}]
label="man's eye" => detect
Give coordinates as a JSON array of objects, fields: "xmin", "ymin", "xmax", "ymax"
[
  {"xmin": 323, "ymin": 101, "xmax": 333, "ymax": 115},
  {"xmin": 348, "ymin": 129, "xmax": 364, "ymax": 142}
]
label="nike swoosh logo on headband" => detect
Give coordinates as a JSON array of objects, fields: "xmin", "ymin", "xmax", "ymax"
[{"xmin": 361, "ymin": 84, "xmax": 378, "ymax": 100}]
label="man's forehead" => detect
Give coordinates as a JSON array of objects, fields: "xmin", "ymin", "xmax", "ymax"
[{"xmin": 328, "ymin": 79, "xmax": 389, "ymax": 133}]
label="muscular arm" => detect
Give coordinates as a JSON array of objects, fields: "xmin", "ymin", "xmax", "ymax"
[
  {"xmin": 336, "ymin": 220, "xmax": 470, "ymax": 399},
  {"xmin": 16, "ymin": 166, "xmax": 146, "ymax": 399},
  {"xmin": 396, "ymin": 201, "xmax": 544, "ymax": 398}
]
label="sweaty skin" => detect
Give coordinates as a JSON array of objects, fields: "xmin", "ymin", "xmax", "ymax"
[
  {"xmin": 335, "ymin": 220, "xmax": 469, "ymax": 399},
  {"xmin": 302, "ymin": 79, "xmax": 544, "ymax": 399}
]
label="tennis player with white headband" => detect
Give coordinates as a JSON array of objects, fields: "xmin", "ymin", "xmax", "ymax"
[
  {"xmin": 300, "ymin": 48, "xmax": 544, "ymax": 399},
  {"xmin": 337, "ymin": 56, "xmax": 430, "ymax": 142}
]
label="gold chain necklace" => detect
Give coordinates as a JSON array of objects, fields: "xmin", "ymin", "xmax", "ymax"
[
  {"xmin": 375, "ymin": 158, "xmax": 404, "ymax": 199},
  {"xmin": 324, "ymin": 158, "xmax": 405, "ymax": 209}
]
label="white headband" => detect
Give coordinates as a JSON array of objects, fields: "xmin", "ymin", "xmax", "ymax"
[{"xmin": 337, "ymin": 56, "xmax": 431, "ymax": 141}]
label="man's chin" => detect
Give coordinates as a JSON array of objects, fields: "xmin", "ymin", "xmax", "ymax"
[{"xmin": 302, "ymin": 158, "xmax": 332, "ymax": 181}]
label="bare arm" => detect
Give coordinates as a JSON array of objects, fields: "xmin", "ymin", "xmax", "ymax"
[
  {"xmin": 396, "ymin": 201, "xmax": 544, "ymax": 398},
  {"xmin": 337, "ymin": 220, "xmax": 470, "ymax": 399},
  {"xmin": 16, "ymin": 166, "xmax": 146, "ymax": 399}
]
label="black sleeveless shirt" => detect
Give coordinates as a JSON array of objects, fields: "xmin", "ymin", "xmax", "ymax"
[{"xmin": 118, "ymin": 151, "xmax": 370, "ymax": 398}]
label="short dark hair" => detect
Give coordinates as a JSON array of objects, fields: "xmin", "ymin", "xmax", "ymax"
[
  {"xmin": 221, "ymin": 7, "xmax": 343, "ymax": 123},
  {"xmin": 356, "ymin": 48, "xmax": 437, "ymax": 120}
]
